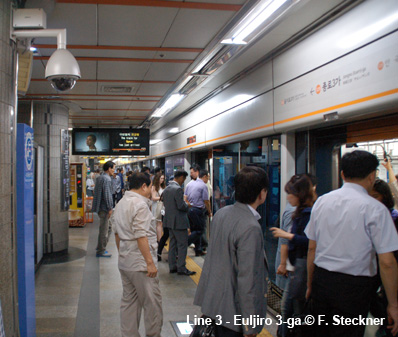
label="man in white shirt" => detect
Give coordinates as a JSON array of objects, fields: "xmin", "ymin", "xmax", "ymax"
[
  {"xmin": 305, "ymin": 150, "xmax": 398, "ymax": 336},
  {"xmin": 111, "ymin": 172, "xmax": 162, "ymax": 337}
]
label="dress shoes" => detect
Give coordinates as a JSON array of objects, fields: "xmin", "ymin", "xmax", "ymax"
[
  {"xmin": 195, "ymin": 251, "xmax": 207, "ymax": 257},
  {"xmin": 177, "ymin": 269, "xmax": 196, "ymax": 276},
  {"xmin": 169, "ymin": 269, "xmax": 177, "ymax": 273}
]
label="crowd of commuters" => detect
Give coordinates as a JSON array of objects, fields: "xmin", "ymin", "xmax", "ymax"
[{"xmin": 90, "ymin": 149, "xmax": 398, "ymax": 337}]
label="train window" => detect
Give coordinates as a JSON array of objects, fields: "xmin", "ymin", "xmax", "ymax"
[
  {"xmin": 341, "ymin": 138, "xmax": 398, "ymax": 183},
  {"xmin": 212, "ymin": 136, "xmax": 281, "ymax": 283}
]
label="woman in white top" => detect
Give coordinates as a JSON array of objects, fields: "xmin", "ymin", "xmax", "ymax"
[
  {"xmin": 86, "ymin": 173, "xmax": 95, "ymax": 197},
  {"xmin": 151, "ymin": 172, "xmax": 165, "ymax": 241}
]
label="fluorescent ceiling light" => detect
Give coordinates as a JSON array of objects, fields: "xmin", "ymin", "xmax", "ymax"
[
  {"xmin": 338, "ymin": 12, "xmax": 398, "ymax": 48},
  {"xmin": 222, "ymin": 0, "xmax": 289, "ymax": 45},
  {"xmin": 150, "ymin": 139, "xmax": 162, "ymax": 145},
  {"xmin": 151, "ymin": 94, "xmax": 185, "ymax": 118},
  {"xmin": 169, "ymin": 127, "xmax": 179, "ymax": 133}
]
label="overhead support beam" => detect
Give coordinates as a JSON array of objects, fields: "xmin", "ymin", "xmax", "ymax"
[
  {"xmin": 31, "ymin": 79, "xmax": 175, "ymax": 84},
  {"xmin": 69, "ymin": 116, "xmax": 146, "ymax": 120},
  {"xmin": 32, "ymin": 44, "xmax": 203, "ymax": 53},
  {"xmin": 26, "ymin": 94, "xmax": 163, "ymax": 98},
  {"xmin": 57, "ymin": 0, "xmax": 242, "ymax": 11},
  {"xmin": 34, "ymin": 56, "xmax": 193, "ymax": 63},
  {"xmin": 71, "ymin": 123, "xmax": 142, "ymax": 126},
  {"xmin": 81, "ymin": 109, "xmax": 152, "ymax": 111},
  {"xmin": 19, "ymin": 98, "xmax": 159, "ymax": 102}
]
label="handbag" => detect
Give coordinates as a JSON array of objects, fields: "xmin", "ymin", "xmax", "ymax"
[
  {"xmin": 189, "ymin": 315, "xmax": 215, "ymax": 337},
  {"xmin": 155, "ymin": 200, "xmax": 164, "ymax": 221}
]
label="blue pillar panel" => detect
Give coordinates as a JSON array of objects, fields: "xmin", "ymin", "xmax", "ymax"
[{"xmin": 16, "ymin": 124, "xmax": 36, "ymax": 337}]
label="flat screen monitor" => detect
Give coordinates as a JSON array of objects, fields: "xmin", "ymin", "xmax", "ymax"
[
  {"xmin": 72, "ymin": 128, "xmax": 150, "ymax": 156},
  {"xmin": 74, "ymin": 131, "xmax": 110, "ymax": 154}
]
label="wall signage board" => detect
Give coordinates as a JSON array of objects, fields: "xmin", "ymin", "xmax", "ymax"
[
  {"xmin": 187, "ymin": 136, "xmax": 196, "ymax": 145},
  {"xmin": 274, "ymin": 33, "xmax": 398, "ymax": 129},
  {"xmin": 16, "ymin": 123, "xmax": 36, "ymax": 337},
  {"xmin": 61, "ymin": 129, "xmax": 70, "ymax": 211}
]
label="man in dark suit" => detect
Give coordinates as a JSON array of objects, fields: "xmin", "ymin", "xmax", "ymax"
[
  {"xmin": 92, "ymin": 161, "xmax": 115, "ymax": 258},
  {"xmin": 194, "ymin": 166, "xmax": 269, "ymax": 336},
  {"xmin": 162, "ymin": 170, "xmax": 196, "ymax": 276}
]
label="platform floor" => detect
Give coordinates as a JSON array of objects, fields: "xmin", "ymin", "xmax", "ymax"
[
  {"xmin": 35, "ymin": 217, "xmax": 382, "ymax": 337},
  {"xmin": 35, "ymin": 217, "xmax": 277, "ymax": 337}
]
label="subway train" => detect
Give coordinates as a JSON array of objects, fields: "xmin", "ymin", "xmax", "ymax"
[{"xmin": 1, "ymin": 0, "xmax": 397, "ymax": 336}]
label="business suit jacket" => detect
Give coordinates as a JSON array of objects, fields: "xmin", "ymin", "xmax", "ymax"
[
  {"xmin": 162, "ymin": 181, "xmax": 190, "ymax": 230},
  {"xmin": 194, "ymin": 202, "xmax": 268, "ymax": 335}
]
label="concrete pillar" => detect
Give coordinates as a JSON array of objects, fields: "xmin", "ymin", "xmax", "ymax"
[
  {"xmin": 0, "ymin": 0, "xmax": 19, "ymax": 335},
  {"xmin": 19, "ymin": 102, "xmax": 69, "ymax": 253}
]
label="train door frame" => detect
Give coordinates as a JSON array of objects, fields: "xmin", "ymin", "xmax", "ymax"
[{"xmin": 309, "ymin": 113, "xmax": 398, "ymax": 195}]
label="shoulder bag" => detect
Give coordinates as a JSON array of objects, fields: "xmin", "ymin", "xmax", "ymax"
[{"xmin": 189, "ymin": 315, "xmax": 215, "ymax": 337}]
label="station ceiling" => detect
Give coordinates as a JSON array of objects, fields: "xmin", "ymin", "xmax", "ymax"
[{"xmin": 21, "ymin": 0, "xmax": 361, "ymax": 132}]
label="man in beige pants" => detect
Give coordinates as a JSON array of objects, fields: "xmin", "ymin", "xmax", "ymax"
[{"xmin": 111, "ymin": 172, "xmax": 163, "ymax": 337}]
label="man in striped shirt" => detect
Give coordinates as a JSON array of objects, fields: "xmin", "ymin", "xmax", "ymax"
[{"xmin": 92, "ymin": 161, "xmax": 115, "ymax": 257}]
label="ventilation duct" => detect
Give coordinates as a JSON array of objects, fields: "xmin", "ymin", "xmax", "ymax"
[{"xmin": 17, "ymin": 50, "xmax": 34, "ymax": 95}]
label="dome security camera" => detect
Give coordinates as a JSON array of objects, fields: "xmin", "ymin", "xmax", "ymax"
[{"xmin": 45, "ymin": 49, "xmax": 81, "ymax": 92}]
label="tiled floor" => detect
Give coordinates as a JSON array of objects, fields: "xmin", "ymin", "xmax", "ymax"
[
  {"xmin": 35, "ymin": 218, "xmax": 278, "ymax": 337},
  {"xmin": 35, "ymin": 220, "xmax": 205, "ymax": 337}
]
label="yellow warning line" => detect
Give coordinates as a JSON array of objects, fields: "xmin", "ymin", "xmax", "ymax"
[{"xmin": 185, "ymin": 256, "xmax": 202, "ymax": 285}]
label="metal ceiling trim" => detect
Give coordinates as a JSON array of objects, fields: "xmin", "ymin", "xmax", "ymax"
[
  {"xmin": 34, "ymin": 56, "xmax": 194, "ymax": 63},
  {"xmin": 32, "ymin": 44, "xmax": 204, "ymax": 53},
  {"xmin": 30, "ymin": 79, "xmax": 176, "ymax": 84},
  {"xmin": 57, "ymin": 0, "xmax": 243, "ymax": 11}
]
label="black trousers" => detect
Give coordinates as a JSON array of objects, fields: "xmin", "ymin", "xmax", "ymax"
[
  {"xmin": 310, "ymin": 265, "xmax": 377, "ymax": 337},
  {"xmin": 157, "ymin": 227, "xmax": 169, "ymax": 256},
  {"xmin": 187, "ymin": 207, "xmax": 206, "ymax": 253}
]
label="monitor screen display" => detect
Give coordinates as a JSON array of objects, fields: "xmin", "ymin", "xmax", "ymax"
[
  {"xmin": 110, "ymin": 129, "xmax": 149, "ymax": 155},
  {"xmin": 74, "ymin": 131, "xmax": 110, "ymax": 153},
  {"xmin": 72, "ymin": 128, "xmax": 150, "ymax": 156}
]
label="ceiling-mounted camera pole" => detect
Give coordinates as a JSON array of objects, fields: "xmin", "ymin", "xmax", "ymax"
[
  {"xmin": 12, "ymin": 28, "xmax": 67, "ymax": 49},
  {"xmin": 12, "ymin": 25, "xmax": 81, "ymax": 92}
]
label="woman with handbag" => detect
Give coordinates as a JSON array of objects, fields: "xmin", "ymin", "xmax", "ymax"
[
  {"xmin": 152, "ymin": 173, "xmax": 166, "ymax": 241},
  {"xmin": 270, "ymin": 174, "xmax": 316, "ymax": 337},
  {"xmin": 369, "ymin": 179, "xmax": 398, "ymax": 337}
]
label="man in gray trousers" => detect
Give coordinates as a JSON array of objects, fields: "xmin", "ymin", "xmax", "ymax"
[
  {"xmin": 162, "ymin": 170, "xmax": 196, "ymax": 276},
  {"xmin": 92, "ymin": 161, "xmax": 115, "ymax": 257},
  {"xmin": 194, "ymin": 166, "xmax": 269, "ymax": 336},
  {"xmin": 112, "ymin": 172, "xmax": 162, "ymax": 337}
]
